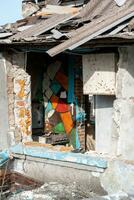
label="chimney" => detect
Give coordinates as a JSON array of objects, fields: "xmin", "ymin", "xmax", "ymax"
[{"xmin": 22, "ymin": 0, "xmax": 39, "ymax": 18}]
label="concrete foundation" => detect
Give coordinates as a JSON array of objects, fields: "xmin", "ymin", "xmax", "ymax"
[
  {"xmin": 12, "ymin": 156, "xmax": 107, "ymax": 196},
  {"xmin": 11, "ymin": 155, "xmax": 134, "ymax": 196}
]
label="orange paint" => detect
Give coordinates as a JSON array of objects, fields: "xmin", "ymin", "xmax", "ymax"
[
  {"xmin": 16, "ymin": 101, "xmax": 25, "ymax": 107},
  {"xmin": 18, "ymin": 109, "xmax": 32, "ymax": 136},
  {"xmin": 25, "ymin": 109, "xmax": 32, "ymax": 135},
  {"xmin": 60, "ymin": 112, "xmax": 73, "ymax": 134},
  {"xmin": 25, "ymin": 109, "xmax": 31, "ymax": 118},
  {"xmin": 56, "ymin": 100, "xmax": 69, "ymax": 113},
  {"xmin": 51, "ymin": 95, "xmax": 59, "ymax": 109},
  {"xmin": 55, "ymin": 71, "xmax": 68, "ymax": 90}
]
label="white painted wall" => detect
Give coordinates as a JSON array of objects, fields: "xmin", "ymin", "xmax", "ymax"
[
  {"xmin": 0, "ymin": 53, "xmax": 9, "ymax": 149},
  {"xmin": 82, "ymin": 53, "xmax": 116, "ymax": 95},
  {"xmin": 95, "ymin": 95, "xmax": 115, "ymax": 154}
]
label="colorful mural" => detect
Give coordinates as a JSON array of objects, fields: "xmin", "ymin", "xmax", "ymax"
[{"xmin": 43, "ymin": 59, "xmax": 81, "ymax": 148}]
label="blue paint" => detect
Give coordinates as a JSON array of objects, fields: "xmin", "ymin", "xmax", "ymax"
[
  {"xmin": 10, "ymin": 144, "xmax": 107, "ymax": 169},
  {"xmin": 68, "ymin": 56, "xmax": 75, "ymax": 103},
  {"xmin": 45, "ymin": 101, "xmax": 53, "ymax": 113},
  {"xmin": 76, "ymin": 112, "xmax": 86, "ymax": 122},
  {"xmin": 75, "ymin": 97, "xmax": 79, "ymax": 120},
  {"xmin": 50, "ymin": 80, "xmax": 61, "ymax": 95},
  {"xmin": 75, "ymin": 97, "xmax": 81, "ymax": 149},
  {"xmin": 75, "ymin": 97, "xmax": 86, "ymax": 122},
  {"xmin": 0, "ymin": 151, "xmax": 9, "ymax": 167}
]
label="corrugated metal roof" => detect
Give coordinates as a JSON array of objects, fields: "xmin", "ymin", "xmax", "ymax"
[
  {"xmin": 0, "ymin": 0, "xmax": 134, "ymax": 50},
  {"xmin": 10, "ymin": 13, "xmax": 77, "ymax": 41},
  {"xmin": 78, "ymin": 0, "xmax": 132, "ymax": 22},
  {"xmin": 47, "ymin": 0, "xmax": 134, "ymax": 56}
]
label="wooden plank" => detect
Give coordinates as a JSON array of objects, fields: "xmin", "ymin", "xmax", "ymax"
[
  {"xmin": 10, "ymin": 13, "xmax": 77, "ymax": 40},
  {"xmin": 37, "ymin": 5, "xmax": 81, "ymax": 15}
]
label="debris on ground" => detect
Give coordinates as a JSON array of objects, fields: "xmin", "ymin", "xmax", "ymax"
[
  {"xmin": 6, "ymin": 182, "xmax": 134, "ymax": 200},
  {"xmin": 7, "ymin": 182, "xmax": 93, "ymax": 200}
]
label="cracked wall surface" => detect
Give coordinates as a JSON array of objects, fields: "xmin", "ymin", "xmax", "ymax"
[
  {"xmin": 5, "ymin": 51, "xmax": 32, "ymax": 145},
  {"xmin": 113, "ymin": 46, "xmax": 134, "ymax": 160},
  {"xmin": 0, "ymin": 53, "xmax": 9, "ymax": 149}
]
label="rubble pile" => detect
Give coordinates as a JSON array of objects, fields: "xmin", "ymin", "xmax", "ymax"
[{"xmin": 7, "ymin": 182, "xmax": 134, "ymax": 200}]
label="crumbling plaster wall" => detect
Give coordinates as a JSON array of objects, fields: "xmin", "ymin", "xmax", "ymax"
[
  {"xmin": 113, "ymin": 46, "xmax": 134, "ymax": 160},
  {"xmin": 83, "ymin": 53, "xmax": 117, "ymax": 155},
  {"xmin": 5, "ymin": 51, "xmax": 32, "ymax": 145},
  {"xmin": 83, "ymin": 48, "xmax": 134, "ymax": 160}
]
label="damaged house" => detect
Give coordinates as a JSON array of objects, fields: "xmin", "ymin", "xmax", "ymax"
[{"xmin": 0, "ymin": 0, "xmax": 134, "ymax": 197}]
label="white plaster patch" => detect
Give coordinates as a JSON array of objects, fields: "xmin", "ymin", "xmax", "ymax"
[
  {"xmin": 44, "ymin": 102, "xmax": 48, "ymax": 108},
  {"xmin": 47, "ymin": 109, "xmax": 55, "ymax": 118},
  {"xmin": 14, "ymin": 159, "xmax": 25, "ymax": 173},
  {"xmin": 92, "ymin": 172, "xmax": 101, "ymax": 177},
  {"xmin": 14, "ymin": 82, "xmax": 21, "ymax": 94},
  {"xmin": 60, "ymin": 91, "xmax": 67, "ymax": 99}
]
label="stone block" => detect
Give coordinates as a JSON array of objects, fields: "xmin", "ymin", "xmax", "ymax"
[{"xmin": 113, "ymin": 99, "xmax": 134, "ymax": 160}]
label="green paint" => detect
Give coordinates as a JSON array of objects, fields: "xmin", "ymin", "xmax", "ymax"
[
  {"xmin": 69, "ymin": 128, "xmax": 76, "ymax": 149},
  {"xmin": 53, "ymin": 123, "xmax": 65, "ymax": 134}
]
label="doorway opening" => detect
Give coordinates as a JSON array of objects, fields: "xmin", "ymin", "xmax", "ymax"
[{"xmin": 26, "ymin": 52, "xmax": 95, "ymax": 151}]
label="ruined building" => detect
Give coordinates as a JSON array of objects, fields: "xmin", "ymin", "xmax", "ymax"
[{"xmin": 0, "ymin": 0, "xmax": 134, "ymax": 197}]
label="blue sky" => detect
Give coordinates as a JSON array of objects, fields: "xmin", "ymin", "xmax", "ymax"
[{"xmin": 0, "ymin": 0, "xmax": 22, "ymax": 25}]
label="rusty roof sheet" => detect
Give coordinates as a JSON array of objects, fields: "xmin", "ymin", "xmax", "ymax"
[{"xmin": 47, "ymin": 0, "xmax": 134, "ymax": 56}]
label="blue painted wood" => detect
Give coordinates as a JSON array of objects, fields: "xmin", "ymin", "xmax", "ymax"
[
  {"xmin": 68, "ymin": 56, "xmax": 75, "ymax": 103},
  {"xmin": 10, "ymin": 144, "xmax": 107, "ymax": 169},
  {"xmin": 45, "ymin": 101, "xmax": 53, "ymax": 113},
  {"xmin": 50, "ymin": 80, "xmax": 61, "ymax": 95},
  {"xmin": 0, "ymin": 151, "xmax": 9, "ymax": 167}
]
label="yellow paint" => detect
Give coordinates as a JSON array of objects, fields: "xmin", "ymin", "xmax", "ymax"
[
  {"xmin": 17, "ymin": 80, "xmax": 25, "ymax": 99},
  {"xmin": 16, "ymin": 101, "xmax": 25, "ymax": 107},
  {"xmin": 19, "ymin": 108, "xmax": 25, "ymax": 118},
  {"xmin": 25, "ymin": 109, "xmax": 32, "ymax": 135},
  {"xmin": 51, "ymin": 95, "xmax": 59, "ymax": 109}
]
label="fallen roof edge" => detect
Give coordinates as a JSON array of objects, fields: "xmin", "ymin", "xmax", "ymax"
[{"xmin": 47, "ymin": 8, "xmax": 134, "ymax": 57}]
